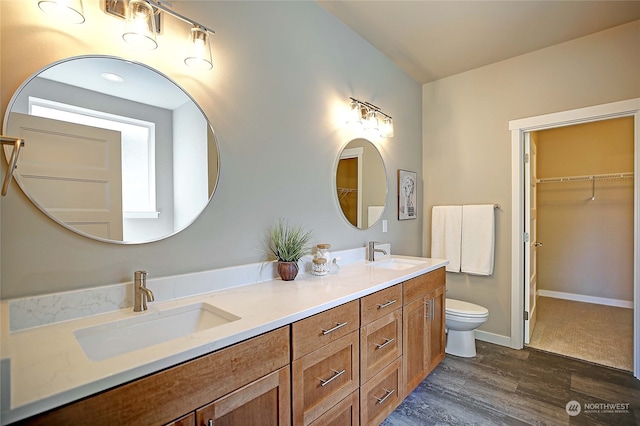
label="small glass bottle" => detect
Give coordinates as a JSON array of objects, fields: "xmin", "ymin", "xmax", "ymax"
[{"xmin": 311, "ymin": 257, "xmax": 328, "ymax": 276}]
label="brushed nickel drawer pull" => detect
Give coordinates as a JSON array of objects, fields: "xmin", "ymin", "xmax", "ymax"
[
  {"xmin": 322, "ymin": 321, "xmax": 348, "ymax": 335},
  {"xmin": 375, "ymin": 338, "xmax": 395, "ymax": 350},
  {"xmin": 319, "ymin": 369, "xmax": 346, "ymax": 387},
  {"xmin": 377, "ymin": 299, "xmax": 397, "ymax": 309},
  {"xmin": 375, "ymin": 388, "xmax": 395, "ymax": 404}
]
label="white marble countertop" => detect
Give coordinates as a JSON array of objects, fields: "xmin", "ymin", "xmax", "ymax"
[{"xmin": 0, "ymin": 254, "xmax": 447, "ymax": 424}]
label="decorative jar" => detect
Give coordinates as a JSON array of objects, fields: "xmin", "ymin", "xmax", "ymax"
[{"xmin": 311, "ymin": 257, "xmax": 328, "ymax": 276}]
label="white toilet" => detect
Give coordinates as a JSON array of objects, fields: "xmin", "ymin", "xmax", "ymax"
[{"xmin": 445, "ymin": 298, "xmax": 489, "ymax": 357}]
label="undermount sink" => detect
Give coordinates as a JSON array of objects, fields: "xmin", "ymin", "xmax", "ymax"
[
  {"xmin": 372, "ymin": 258, "xmax": 427, "ymax": 271},
  {"xmin": 74, "ymin": 302, "xmax": 240, "ymax": 361}
]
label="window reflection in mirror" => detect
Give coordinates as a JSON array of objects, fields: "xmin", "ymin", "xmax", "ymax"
[
  {"xmin": 3, "ymin": 55, "xmax": 219, "ymax": 244},
  {"xmin": 335, "ymin": 138, "xmax": 387, "ymax": 229}
]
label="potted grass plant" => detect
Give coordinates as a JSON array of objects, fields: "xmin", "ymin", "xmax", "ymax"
[{"xmin": 266, "ymin": 218, "xmax": 313, "ymax": 281}]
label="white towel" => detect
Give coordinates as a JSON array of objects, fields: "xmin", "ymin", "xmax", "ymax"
[
  {"xmin": 431, "ymin": 206, "xmax": 462, "ymax": 272},
  {"xmin": 461, "ymin": 204, "xmax": 495, "ymax": 276},
  {"xmin": 367, "ymin": 205, "xmax": 384, "ymax": 227}
]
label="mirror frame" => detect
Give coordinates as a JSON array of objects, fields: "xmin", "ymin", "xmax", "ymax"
[
  {"xmin": 333, "ymin": 138, "xmax": 387, "ymax": 230},
  {"xmin": 2, "ymin": 55, "xmax": 220, "ymax": 244}
]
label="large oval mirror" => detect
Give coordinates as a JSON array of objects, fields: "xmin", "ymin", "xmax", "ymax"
[
  {"xmin": 335, "ymin": 138, "xmax": 387, "ymax": 229},
  {"xmin": 3, "ymin": 55, "xmax": 219, "ymax": 244}
]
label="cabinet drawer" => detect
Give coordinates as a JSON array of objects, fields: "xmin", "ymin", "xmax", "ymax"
[
  {"xmin": 360, "ymin": 357, "xmax": 403, "ymax": 426},
  {"xmin": 403, "ymin": 268, "xmax": 445, "ymax": 305},
  {"xmin": 292, "ymin": 331, "xmax": 360, "ymax": 426},
  {"xmin": 360, "ymin": 309, "xmax": 403, "ymax": 385},
  {"xmin": 292, "ymin": 300, "xmax": 360, "ymax": 360},
  {"xmin": 360, "ymin": 284, "xmax": 402, "ymax": 325},
  {"xmin": 309, "ymin": 390, "xmax": 359, "ymax": 426}
]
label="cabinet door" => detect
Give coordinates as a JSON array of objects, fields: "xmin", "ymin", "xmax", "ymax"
[
  {"xmin": 196, "ymin": 366, "xmax": 291, "ymax": 426},
  {"xmin": 427, "ymin": 286, "xmax": 446, "ymax": 373},
  {"xmin": 402, "ymin": 296, "xmax": 428, "ymax": 396},
  {"xmin": 360, "ymin": 309, "xmax": 402, "ymax": 384},
  {"xmin": 360, "ymin": 357, "xmax": 402, "ymax": 426},
  {"xmin": 292, "ymin": 331, "xmax": 360, "ymax": 425}
]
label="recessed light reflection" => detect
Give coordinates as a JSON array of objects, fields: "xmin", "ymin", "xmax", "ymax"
[{"xmin": 100, "ymin": 72, "xmax": 124, "ymax": 83}]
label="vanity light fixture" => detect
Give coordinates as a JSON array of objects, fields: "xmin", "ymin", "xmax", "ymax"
[
  {"xmin": 105, "ymin": 0, "xmax": 216, "ymax": 70},
  {"xmin": 37, "ymin": 0, "xmax": 85, "ymax": 24},
  {"xmin": 347, "ymin": 97, "xmax": 394, "ymax": 138}
]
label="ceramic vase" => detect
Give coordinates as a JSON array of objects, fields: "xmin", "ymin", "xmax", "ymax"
[{"xmin": 278, "ymin": 261, "xmax": 299, "ymax": 281}]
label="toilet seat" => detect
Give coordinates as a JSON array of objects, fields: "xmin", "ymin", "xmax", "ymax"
[{"xmin": 446, "ymin": 299, "xmax": 488, "ymax": 318}]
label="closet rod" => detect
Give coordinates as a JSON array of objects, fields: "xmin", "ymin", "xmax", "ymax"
[{"xmin": 537, "ymin": 172, "xmax": 634, "ymax": 184}]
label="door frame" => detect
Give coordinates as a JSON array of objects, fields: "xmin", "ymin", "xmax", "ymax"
[{"xmin": 508, "ymin": 97, "xmax": 640, "ymax": 379}]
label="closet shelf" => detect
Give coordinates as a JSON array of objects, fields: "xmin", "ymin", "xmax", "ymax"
[{"xmin": 537, "ymin": 172, "xmax": 634, "ymax": 184}]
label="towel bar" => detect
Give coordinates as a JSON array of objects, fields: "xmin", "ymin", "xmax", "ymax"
[{"xmin": 1, "ymin": 135, "xmax": 25, "ymax": 196}]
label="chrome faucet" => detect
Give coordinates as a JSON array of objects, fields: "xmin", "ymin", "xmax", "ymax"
[
  {"xmin": 368, "ymin": 241, "xmax": 387, "ymax": 261},
  {"xmin": 133, "ymin": 270, "xmax": 154, "ymax": 312}
]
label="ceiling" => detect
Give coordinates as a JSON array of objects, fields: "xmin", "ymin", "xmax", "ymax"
[{"xmin": 317, "ymin": 0, "xmax": 640, "ymax": 84}]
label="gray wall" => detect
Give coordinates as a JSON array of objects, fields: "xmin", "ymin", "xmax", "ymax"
[
  {"xmin": 422, "ymin": 20, "xmax": 640, "ymax": 338},
  {"xmin": 0, "ymin": 1, "xmax": 422, "ymax": 298}
]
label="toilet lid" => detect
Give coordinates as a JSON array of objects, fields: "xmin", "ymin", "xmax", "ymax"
[{"xmin": 446, "ymin": 298, "xmax": 489, "ymax": 317}]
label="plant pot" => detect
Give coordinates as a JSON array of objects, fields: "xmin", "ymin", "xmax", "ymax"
[{"xmin": 278, "ymin": 261, "xmax": 299, "ymax": 281}]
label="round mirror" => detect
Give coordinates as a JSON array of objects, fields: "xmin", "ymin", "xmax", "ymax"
[
  {"xmin": 3, "ymin": 55, "xmax": 219, "ymax": 244},
  {"xmin": 335, "ymin": 138, "xmax": 387, "ymax": 229}
]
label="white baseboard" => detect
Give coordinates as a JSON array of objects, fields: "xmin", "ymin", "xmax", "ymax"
[
  {"xmin": 537, "ymin": 289, "xmax": 633, "ymax": 309},
  {"xmin": 474, "ymin": 330, "xmax": 511, "ymax": 347}
]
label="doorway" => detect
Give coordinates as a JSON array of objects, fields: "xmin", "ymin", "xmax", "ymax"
[
  {"xmin": 508, "ymin": 98, "xmax": 640, "ymax": 379},
  {"xmin": 525, "ymin": 117, "xmax": 634, "ymax": 371}
]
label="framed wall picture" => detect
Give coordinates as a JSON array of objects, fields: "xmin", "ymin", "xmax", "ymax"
[{"xmin": 398, "ymin": 169, "xmax": 417, "ymax": 220}]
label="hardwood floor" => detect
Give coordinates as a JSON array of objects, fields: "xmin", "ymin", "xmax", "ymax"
[{"xmin": 383, "ymin": 341, "xmax": 640, "ymax": 426}]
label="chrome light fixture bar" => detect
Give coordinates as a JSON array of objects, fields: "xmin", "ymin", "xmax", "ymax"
[{"xmin": 347, "ymin": 97, "xmax": 394, "ymax": 138}]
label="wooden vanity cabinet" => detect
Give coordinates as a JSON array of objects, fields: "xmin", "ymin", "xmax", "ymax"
[
  {"xmin": 292, "ymin": 301, "xmax": 360, "ymax": 426},
  {"xmin": 18, "ymin": 327, "xmax": 290, "ymax": 426},
  {"xmin": 402, "ymin": 267, "xmax": 446, "ymax": 397}
]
